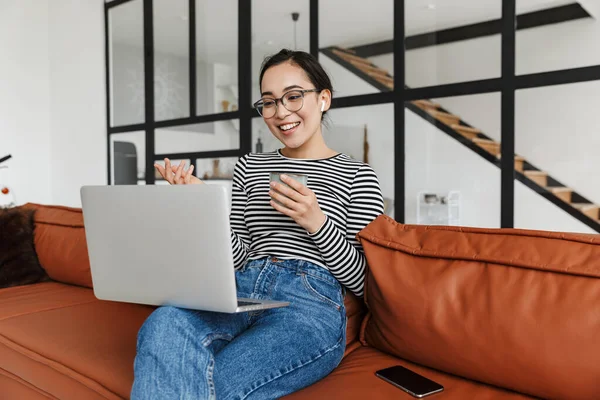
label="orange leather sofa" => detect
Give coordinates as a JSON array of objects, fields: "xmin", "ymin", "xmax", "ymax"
[{"xmin": 1, "ymin": 204, "xmax": 598, "ymax": 399}]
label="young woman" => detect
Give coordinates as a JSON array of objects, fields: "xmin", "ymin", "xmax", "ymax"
[{"xmin": 131, "ymin": 49, "xmax": 384, "ymax": 399}]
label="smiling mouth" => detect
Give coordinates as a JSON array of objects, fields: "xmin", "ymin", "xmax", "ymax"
[{"xmin": 279, "ymin": 122, "xmax": 300, "ymax": 132}]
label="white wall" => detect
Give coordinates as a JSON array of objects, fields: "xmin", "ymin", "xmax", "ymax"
[
  {"xmin": 0, "ymin": 0, "xmax": 107, "ymax": 208},
  {"xmin": 580, "ymin": 0, "xmax": 600, "ymax": 18},
  {"xmin": 0, "ymin": 1, "xmax": 52, "ymax": 205},
  {"xmin": 49, "ymin": 0, "xmax": 107, "ymax": 207}
]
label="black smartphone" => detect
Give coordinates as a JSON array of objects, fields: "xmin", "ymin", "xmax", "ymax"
[{"xmin": 375, "ymin": 365, "xmax": 444, "ymax": 398}]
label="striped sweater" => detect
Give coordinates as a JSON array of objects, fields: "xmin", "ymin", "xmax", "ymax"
[{"xmin": 230, "ymin": 150, "xmax": 384, "ymax": 297}]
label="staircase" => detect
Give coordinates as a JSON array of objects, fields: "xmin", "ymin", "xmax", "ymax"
[{"xmin": 322, "ymin": 46, "xmax": 600, "ymax": 232}]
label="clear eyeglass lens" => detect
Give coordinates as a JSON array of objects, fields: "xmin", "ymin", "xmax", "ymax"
[
  {"xmin": 283, "ymin": 91, "xmax": 304, "ymax": 111},
  {"xmin": 257, "ymin": 91, "xmax": 305, "ymax": 118}
]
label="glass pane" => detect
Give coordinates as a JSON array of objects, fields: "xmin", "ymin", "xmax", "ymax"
[
  {"xmin": 110, "ymin": 131, "xmax": 145, "ymax": 185},
  {"xmin": 516, "ymin": 2, "xmax": 600, "ymax": 75},
  {"xmin": 196, "ymin": 0, "xmax": 238, "ymax": 115},
  {"xmin": 405, "ymin": 0, "xmax": 500, "ymax": 88},
  {"xmin": 154, "ymin": 120, "xmax": 240, "ymax": 154},
  {"xmin": 251, "ymin": 117, "xmax": 283, "ymax": 154},
  {"xmin": 252, "ymin": 0, "xmax": 310, "ymax": 104},
  {"xmin": 515, "ymin": 82, "xmax": 600, "ymax": 234},
  {"xmin": 320, "ymin": 0, "xmax": 393, "ymax": 97},
  {"xmin": 108, "ymin": 0, "xmax": 145, "ymax": 127},
  {"xmin": 325, "ymin": 104, "xmax": 394, "ymax": 217},
  {"xmin": 153, "ymin": 0, "xmax": 190, "ymax": 121},
  {"xmin": 406, "ymin": 93, "xmax": 501, "ymax": 227},
  {"xmin": 195, "ymin": 156, "xmax": 237, "ymax": 181}
]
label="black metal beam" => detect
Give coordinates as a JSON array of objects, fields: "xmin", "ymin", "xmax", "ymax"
[
  {"xmin": 154, "ymin": 112, "xmax": 240, "ymax": 129},
  {"xmin": 501, "ymin": 0, "xmax": 517, "ymax": 228},
  {"xmin": 108, "ymin": 123, "xmax": 147, "ymax": 135},
  {"xmin": 155, "ymin": 149, "xmax": 242, "ymax": 161},
  {"xmin": 189, "ymin": 0, "xmax": 196, "ymax": 117},
  {"xmin": 394, "ymin": 0, "xmax": 406, "ymax": 223},
  {"xmin": 349, "ymin": 3, "xmax": 591, "ymax": 57},
  {"xmin": 310, "ymin": 0, "xmax": 319, "ymax": 58},
  {"xmin": 331, "ymin": 92, "xmax": 394, "ymax": 109},
  {"xmin": 109, "ymin": 113, "xmax": 242, "ymax": 133},
  {"xmin": 104, "ymin": 4, "xmax": 112, "ymax": 184},
  {"xmin": 516, "ymin": 65, "xmax": 600, "ymax": 89},
  {"xmin": 104, "ymin": 0, "xmax": 133, "ymax": 10},
  {"xmin": 239, "ymin": 0, "xmax": 252, "ymax": 154},
  {"xmin": 405, "ymin": 78, "xmax": 502, "ymax": 101},
  {"xmin": 143, "ymin": 0, "xmax": 155, "ymax": 185}
]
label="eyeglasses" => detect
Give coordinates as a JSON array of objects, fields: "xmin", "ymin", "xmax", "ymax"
[{"xmin": 253, "ymin": 89, "xmax": 320, "ymax": 119}]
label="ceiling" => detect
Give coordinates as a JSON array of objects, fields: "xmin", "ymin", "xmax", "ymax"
[{"xmin": 109, "ymin": 0, "xmax": 579, "ymax": 66}]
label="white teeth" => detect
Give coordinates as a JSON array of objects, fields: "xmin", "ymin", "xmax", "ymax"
[{"xmin": 280, "ymin": 122, "xmax": 300, "ymax": 131}]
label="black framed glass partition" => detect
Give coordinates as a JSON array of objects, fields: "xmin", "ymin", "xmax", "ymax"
[{"xmin": 105, "ymin": 0, "xmax": 600, "ymax": 233}]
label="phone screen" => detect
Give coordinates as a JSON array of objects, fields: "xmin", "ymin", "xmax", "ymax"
[{"xmin": 376, "ymin": 365, "xmax": 444, "ymax": 397}]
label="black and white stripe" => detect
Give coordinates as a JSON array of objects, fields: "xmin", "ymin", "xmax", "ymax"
[{"xmin": 230, "ymin": 150, "xmax": 384, "ymax": 297}]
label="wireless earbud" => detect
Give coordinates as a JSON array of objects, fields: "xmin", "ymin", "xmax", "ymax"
[{"xmin": 320, "ymin": 101, "xmax": 326, "ymax": 112}]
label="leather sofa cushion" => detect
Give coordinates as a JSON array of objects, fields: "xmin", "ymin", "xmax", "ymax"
[
  {"xmin": 283, "ymin": 346, "xmax": 533, "ymax": 399},
  {"xmin": 24, "ymin": 204, "xmax": 93, "ymax": 288},
  {"xmin": 357, "ymin": 215, "xmax": 600, "ymax": 400},
  {"xmin": 0, "ymin": 282, "xmax": 153, "ymax": 399},
  {"xmin": 0, "ymin": 368, "xmax": 50, "ymax": 400}
]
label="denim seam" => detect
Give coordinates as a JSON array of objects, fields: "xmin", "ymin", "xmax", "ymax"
[
  {"xmin": 278, "ymin": 263, "xmax": 340, "ymax": 288},
  {"xmin": 207, "ymin": 354, "xmax": 216, "ymax": 400},
  {"xmin": 302, "ymin": 271, "xmax": 339, "ymax": 286},
  {"xmin": 202, "ymin": 333, "xmax": 234, "ymax": 400},
  {"xmin": 252, "ymin": 262, "xmax": 271, "ymax": 297},
  {"xmin": 265, "ymin": 267, "xmax": 280, "ymax": 300},
  {"xmin": 236, "ymin": 338, "xmax": 345, "ymax": 400},
  {"xmin": 300, "ymin": 274, "xmax": 342, "ymax": 309}
]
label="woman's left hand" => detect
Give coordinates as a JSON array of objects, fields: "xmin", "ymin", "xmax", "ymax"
[{"xmin": 269, "ymin": 174, "xmax": 326, "ymax": 234}]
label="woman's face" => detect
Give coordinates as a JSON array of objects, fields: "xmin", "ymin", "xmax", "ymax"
[{"xmin": 259, "ymin": 62, "xmax": 328, "ymax": 150}]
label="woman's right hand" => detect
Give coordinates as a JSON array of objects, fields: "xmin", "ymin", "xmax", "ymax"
[{"xmin": 154, "ymin": 158, "xmax": 204, "ymax": 185}]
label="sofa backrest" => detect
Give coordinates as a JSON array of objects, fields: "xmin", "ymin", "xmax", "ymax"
[
  {"xmin": 357, "ymin": 215, "xmax": 600, "ymax": 400},
  {"xmin": 24, "ymin": 203, "xmax": 93, "ymax": 288}
]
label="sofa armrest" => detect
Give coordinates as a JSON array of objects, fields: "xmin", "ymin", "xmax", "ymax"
[{"xmin": 23, "ymin": 203, "xmax": 93, "ymax": 288}]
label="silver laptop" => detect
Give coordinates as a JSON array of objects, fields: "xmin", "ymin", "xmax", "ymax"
[{"xmin": 80, "ymin": 184, "xmax": 289, "ymax": 313}]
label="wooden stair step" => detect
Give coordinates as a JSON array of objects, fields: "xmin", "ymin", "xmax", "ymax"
[
  {"xmin": 332, "ymin": 49, "xmax": 373, "ymax": 67},
  {"xmin": 514, "ymin": 156, "xmax": 525, "ymax": 172},
  {"xmin": 413, "ymin": 100, "xmax": 440, "ymax": 110},
  {"xmin": 427, "ymin": 110, "xmax": 461, "ymax": 126},
  {"xmin": 524, "ymin": 170, "xmax": 548, "ymax": 187},
  {"xmin": 472, "ymin": 138, "xmax": 500, "ymax": 156},
  {"xmin": 547, "ymin": 187, "xmax": 573, "ymax": 203},
  {"xmin": 451, "ymin": 124, "xmax": 481, "ymax": 140},
  {"xmin": 352, "ymin": 61, "xmax": 391, "ymax": 77},
  {"xmin": 335, "ymin": 47, "xmax": 357, "ymax": 54},
  {"xmin": 365, "ymin": 69, "xmax": 394, "ymax": 82},
  {"xmin": 370, "ymin": 73, "xmax": 394, "ymax": 85},
  {"xmin": 496, "ymin": 154, "xmax": 525, "ymax": 172},
  {"xmin": 379, "ymin": 80, "xmax": 394, "ymax": 90},
  {"xmin": 572, "ymin": 203, "xmax": 600, "ymax": 220}
]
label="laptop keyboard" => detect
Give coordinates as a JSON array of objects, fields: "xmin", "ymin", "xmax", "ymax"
[{"xmin": 237, "ymin": 300, "xmax": 262, "ymax": 307}]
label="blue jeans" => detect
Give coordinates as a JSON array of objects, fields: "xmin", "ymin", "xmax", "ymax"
[{"xmin": 131, "ymin": 257, "xmax": 347, "ymax": 400}]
